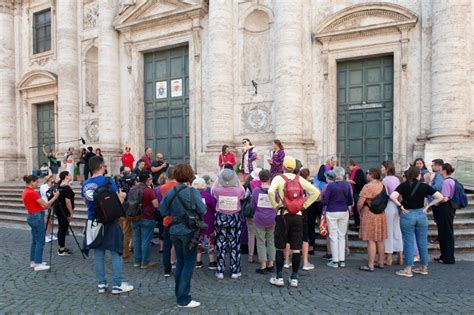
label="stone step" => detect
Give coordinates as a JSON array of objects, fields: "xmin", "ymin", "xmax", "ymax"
[
  {"xmin": 0, "ymin": 202, "xmax": 88, "ymax": 212},
  {"xmin": 314, "ymin": 239, "xmax": 474, "ymax": 254},
  {"xmin": 0, "ymin": 195, "xmax": 86, "ymax": 204},
  {"xmin": 0, "ymin": 214, "xmax": 85, "ymax": 233},
  {"xmin": 344, "ymin": 229, "xmax": 474, "ymax": 241},
  {"xmin": 0, "ymin": 207, "xmax": 88, "ymax": 220}
]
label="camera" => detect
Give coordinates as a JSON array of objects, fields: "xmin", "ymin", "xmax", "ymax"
[
  {"xmin": 46, "ymin": 182, "xmax": 59, "ymax": 201},
  {"xmin": 184, "ymin": 213, "xmax": 208, "ymax": 250},
  {"xmin": 116, "ymin": 171, "xmax": 138, "ymax": 194}
]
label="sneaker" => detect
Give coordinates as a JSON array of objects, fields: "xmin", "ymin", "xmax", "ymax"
[
  {"xmin": 269, "ymin": 276, "xmax": 284, "ymax": 287},
  {"xmin": 215, "ymin": 273, "xmax": 224, "ymax": 280},
  {"xmin": 322, "ymin": 254, "xmax": 332, "ymax": 261},
  {"xmin": 412, "ymin": 267, "xmax": 428, "ymax": 275},
  {"xmin": 30, "ymin": 262, "xmax": 47, "ymax": 268},
  {"xmin": 396, "ymin": 269, "xmax": 413, "ymax": 278},
  {"xmin": 327, "ymin": 261, "xmax": 339, "ymax": 268},
  {"xmin": 51, "ymin": 234, "xmax": 58, "ymax": 241},
  {"xmin": 231, "ymin": 272, "xmax": 241, "ymax": 279},
  {"xmin": 97, "ymin": 284, "xmax": 108, "ymax": 294},
  {"xmin": 208, "ymin": 262, "xmax": 217, "ymax": 270},
  {"xmin": 338, "ymin": 261, "xmax": 346, "ymax": 268},
  {"xmin": 289, "ymin": 278, "xmax": 298, "ymax": 288},
  {"xmin": 140, "ymin": 262, "xmax": 157, "ymax": 269},
  {"xmin": 178, "ymin": 300, "xmax": 201, "ymax": 308},
  {"xmin": 164, "ymin": 272, "xmax": 172, "ymax": 278},
  {"xmin": 111, "ymin": 282, "xmax": 134, "ymax": 294},
  {"xmin": 34, "ymin": 264, "xmax": 50, "ymax": 271},
  {"xmin": 171, "ymin": 262, "xmax": 176, "ymax": 269},
  {"xmin": 45, "ymin": 235, "xmax": 52, "ymax": 243},
  {"xmin": 133, "ymin": 263, "xmax": 141, "ymax": 268},
  {"xmin": 283, "ymin": 263, "xmax": 291, "ymax": 269},
  {"xmin": 302, "ymin": 263, "xmax": 315, "ymax": 271},
  {"xmin": 195, "ymin": 261, "xmax": 204, "ymax": 269},
  {"xmin": 57, "ymin": 248, "xmax": 72, "ymax": 256}
]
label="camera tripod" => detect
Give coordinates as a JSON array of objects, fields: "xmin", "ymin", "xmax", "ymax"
[{"xmin": 45, "ymin": 205, "xmax": 86, "ymax": 269}]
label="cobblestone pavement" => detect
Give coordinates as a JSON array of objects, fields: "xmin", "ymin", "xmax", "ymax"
[{"xmin": 1, "ymin": 227, "xmax": 474, "ymax": 314}]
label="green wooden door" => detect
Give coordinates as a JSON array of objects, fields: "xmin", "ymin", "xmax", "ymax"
[
  {"xmin": 144, "ymin": 46, "xmax": 189, "ymax": 165},
  {"xmin": 37, "ymin": 102, "xmax": 55, "ymax": 167},
  {"xmin": 337, "ymin": 56, "xmax": 393, "ymax": 170}
]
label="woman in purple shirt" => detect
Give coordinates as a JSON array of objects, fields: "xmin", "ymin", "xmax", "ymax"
[
  {"xmin": 251, "ymin": 170, "xmax": 276, "ymax": 274},
  {"xmin": 322, "ymin": 166, "xmax": 353, "ymax": 268},
  {"xmin": 434, "ymin": 163, "xmax": 457, "ymax": 264},
  {"xmin": 267, "ymin": 140, "xmax": 285, "ymax": 180}
]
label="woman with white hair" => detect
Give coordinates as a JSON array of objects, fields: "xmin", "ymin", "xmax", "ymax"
[
  {"xmin": 192, "ymin": 177, "xmax": 217, "ymax": 270},
  {"xmin": 322, "ymin": 167, "xmax": 353, "ymax": 268}
]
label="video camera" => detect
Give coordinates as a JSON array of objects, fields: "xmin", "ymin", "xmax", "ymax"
[
  {"xmin": 116, "ymin": 171, "xmax": 138, "ymax": 194},
  {"xmin": 46, "ymin": 182, "xmax": 59, "ymax": 202}
]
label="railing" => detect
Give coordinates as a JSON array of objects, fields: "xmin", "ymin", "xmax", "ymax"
[{"xmin": 454, "ymin": 157, "xmax": 474, "ymax": 189}]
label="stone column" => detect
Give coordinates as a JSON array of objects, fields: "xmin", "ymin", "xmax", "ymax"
[
  {"xmin": 98, "ymin": 0, "xmax": 121, "ymax": 171},
  {"xmin": 430, "ymin": 0, "xmax": 470, "ymax": 139},
  {"xmin": 272, "ymin": 0, "xmax": 303, "ymax": 143},
  {"xmin": 56, "ymin": 0, "xmax": 80, "ymax": 153},
  {"xmin": 0, "ymin": 1, "xmax": 17, "ymax": 181},
  {"xmin": 206, "ymin": 0, "xmax": 234, "ymax": 149}
]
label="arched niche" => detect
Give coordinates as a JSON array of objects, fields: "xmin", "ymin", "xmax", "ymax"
[{"xmin": 84, "ymin": 46, "xmax": 98, "ymax": 112}]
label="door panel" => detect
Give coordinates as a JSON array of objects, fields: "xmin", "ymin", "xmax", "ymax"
[
  {"xmin": 144, "ymin": 46, "xmax": 189, "ymax": 165},
  {"xmin": 337, "ymin": 56, "xmax": 393, "ymax": 170},
  {"xmin": 36, "ymin": 102, "xmax": 55, "ymax": 168}
]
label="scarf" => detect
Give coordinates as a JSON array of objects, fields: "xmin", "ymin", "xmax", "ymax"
[{"xmin": 349, "ymin": 165, "xmax": 360, "ymax": 191}]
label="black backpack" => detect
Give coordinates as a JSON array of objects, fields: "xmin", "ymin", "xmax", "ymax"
[
  {"xmin": 124, "ymin": 183, "xmax": 146, "ymax": 220},
  {"xmin": 366, "ymin": 187, "xmax": 389, "ymax": 215},
  {"xmin": 93, "ymin": 177, "xmax": 125, "ymax": 224}
]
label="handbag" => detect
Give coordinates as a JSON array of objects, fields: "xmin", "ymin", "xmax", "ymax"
[{"xmin": 319, "ymin": 214, "xmax": 328, "ymax": 237}]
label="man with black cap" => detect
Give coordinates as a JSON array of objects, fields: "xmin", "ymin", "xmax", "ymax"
[{"xmin": 268, "ymin": 156, "xmax": 320, "ymax": 288}]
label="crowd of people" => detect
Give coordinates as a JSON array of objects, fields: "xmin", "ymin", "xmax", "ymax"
[{"xmin": 21, "ymin": 138, "xmax": 467, "ymax": 308}]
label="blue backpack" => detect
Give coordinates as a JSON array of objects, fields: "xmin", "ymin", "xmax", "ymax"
[{"xmin": 450, "ymin": 178, "xmax": 468, "ymax": 209}]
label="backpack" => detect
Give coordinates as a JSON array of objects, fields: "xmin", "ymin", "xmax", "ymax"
[
  {"xmin": 93, "ymin": 177, "xmax": 125, "ymax": 224},
  {"xmin": 366, "ymin": 187, "xmax": 389, "ymax": 215},
  {"xmin": 242, "ymin": 188, "xmax": 254, "ymax": 218},
  {"xmin": 281, "ymin": 174, "xmax": 304, "ymax": 214},
  {"xmin": 450, "ymin": 178, "xmax": 468, "ymax": 209},
  {"xmin": 124, "ymin": 183, "xmax": 146, "ymax": 220}
]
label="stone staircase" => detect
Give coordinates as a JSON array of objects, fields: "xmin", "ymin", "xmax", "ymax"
[{"xmin": 1, "ymin": 181, "xmax": 474, "ymax": 255}]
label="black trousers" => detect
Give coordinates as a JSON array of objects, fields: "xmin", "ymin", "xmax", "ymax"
[
  {"xmin": 437, "ymin": 202, "xmax": 455, "ymax": 264},
  {"xmin": 306, "ymin": 201, "xmax": 319, "ymax": 247},
  {"xmin": 55, "ymin": 207, "xmax": 70, "ymax": 248},
  {"xmin": 353, "ymin": 193, "xmax": 361, "ymax": 227}
]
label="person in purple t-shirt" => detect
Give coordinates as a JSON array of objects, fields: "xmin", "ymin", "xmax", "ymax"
[
  {"xmin": 251, "ymin": 170, "xmax": 276, "ymax": 274},
  {"xmin": 192, "ymin": 177, "xmax": 218, "ymax": 270}
]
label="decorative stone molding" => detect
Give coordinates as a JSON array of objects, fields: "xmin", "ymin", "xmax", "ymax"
[
  {"xmin": 17, "ymin": 70, "xmax": 57, "ymax": 92},
  {"xmin": 83, "ymin": 2, "xmax": 98, "ymax": 29},
  {"xmin": 0, "ymin": 0, "xmax": 14, "ymax": 14},
  {"xmin": 85, "ymin": 119, "xmax": 100, "ymax": 142},
  {"xmin": 241, "ymin": 103, "xmax": 273, "ymax": 133}
]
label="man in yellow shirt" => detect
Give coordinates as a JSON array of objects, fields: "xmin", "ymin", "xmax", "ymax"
[{"xmin": 268, "ymin": 156, "xmax": 320, "ymax": 288}]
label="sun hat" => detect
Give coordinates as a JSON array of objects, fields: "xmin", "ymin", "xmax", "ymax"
[
  {"xmin": 218, "ymin": 169, "xmax": 239, "ymax": 187},
  {"xmin": 250, "ymin": 168, "xmax": 262, "ymax": 180},
  {"xmin": 283, "ymin": 156, "xmax": 296, "ymax": 171}
]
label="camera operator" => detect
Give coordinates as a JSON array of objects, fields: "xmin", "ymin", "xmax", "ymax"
[
  {"xmin": 160, "ymin": 164, "xmax": 206, "ymax": 308},
  {"xmin": 116, "ymin": 166, "xmax": 137, "ymax": 262},
  {"xmin": 151, "ymin": 153, "xmax": 169, "ymax": 186},
  {"xmin": 55, "ymin": 171, "xmax": 75, "ymax": 256}
]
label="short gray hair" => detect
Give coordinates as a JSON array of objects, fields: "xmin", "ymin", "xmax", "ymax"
[{"xmin": 333, "ymin": 166, "xmax": 345, "ymax": 180}]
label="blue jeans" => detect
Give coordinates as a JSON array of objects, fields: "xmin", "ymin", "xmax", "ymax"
[
  {"xmin": 94, "ymin": 249, "xmax": 123, "ymax": 287},
  {"xmin": 400, "ymin": 209, "xmax": 429, "ymax": 267},
  {"xmin": 170, "ymin": 233, "xmax": 197, "ymax": 306},
  {"xmin": 27, "ymin": 211, "xmax": 46, "ymax": 264},
  {"xmin": 131, "ymin": 219, "xmax": 155, "ymax": 265},
  {"xmin": 163, "ymin": 227, "xmax": 172, "ymax": 273}
]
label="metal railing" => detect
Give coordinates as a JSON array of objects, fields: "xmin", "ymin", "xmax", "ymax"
[{"xmin": 454, "ymin": 157, "xmax": 474, "ymax": 189}]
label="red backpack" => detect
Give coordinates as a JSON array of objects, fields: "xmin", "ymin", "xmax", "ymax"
[{"xmin": 281, "ymin": 174, "xmax": 304, "ymax": 214}]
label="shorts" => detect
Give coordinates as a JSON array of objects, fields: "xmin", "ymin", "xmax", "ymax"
[
  {"xmin": 274, "ymin": 213, "xmax": 303, "ymax": 250},
  {"xmin": 302, "ymin": 210, "xmax": 308, "ymax": 243},
  {"xmin": 50, "ymin": 164, "xmax": 59, "ymax": 174}
]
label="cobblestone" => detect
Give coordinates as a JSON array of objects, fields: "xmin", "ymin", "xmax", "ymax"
[{"xmin": 1, "ymin": 227, "xmax": 474, "ymax": 314}]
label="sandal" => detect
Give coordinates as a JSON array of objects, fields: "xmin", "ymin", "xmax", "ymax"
[
  {"xmin": 359, "ymin": 265, "xmax": 374, "ymax": 272},
  {"xmin": 375, "ymin": 265, "xmax": 385, "ymax": 269}
]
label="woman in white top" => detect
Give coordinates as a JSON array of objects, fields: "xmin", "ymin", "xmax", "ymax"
[
  {"xmin": 64, "ymin": 147, "xmax": 75, "ymax": 182},
  {"xmin": 39, "ymin": 175, "xmax": 57, "ymax": 242},
  {"xmin": 381, "ymin": 161, "xmax": 403, "ymax": 266}
]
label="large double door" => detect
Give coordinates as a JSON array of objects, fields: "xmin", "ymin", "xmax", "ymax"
[
  {"xmin": 144, "ymin": 46, "xmax": 189, "ymax": 165},
  {"xmin": 36, "ymin": 102, "xmax": 55, "ymax": 167},
  {"xmin": 337, "ymin": 56, "xmax": 394, "ymax": 170}
]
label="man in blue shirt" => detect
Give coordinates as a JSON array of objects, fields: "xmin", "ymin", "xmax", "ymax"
[
  {"xmin": 430, "ymin": 159, "xmax": 444, "ymax": 245},
  {"xmin": 82, "ymin": 156, "xmax": 133, "ymax": 295}
]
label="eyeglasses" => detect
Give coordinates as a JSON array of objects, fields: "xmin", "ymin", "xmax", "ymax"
[{"xmin": 242, "ymin": 141, "xmax": 247, "ymax": 144}]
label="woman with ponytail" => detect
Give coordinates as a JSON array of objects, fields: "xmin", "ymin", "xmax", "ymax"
[
  {"xmin": 22, "ymin": 175, "xmax": 60, "ymax": 271},
  {"xmin": 56, "ymin": 171, "xmax": 75, "ymax": 256}
]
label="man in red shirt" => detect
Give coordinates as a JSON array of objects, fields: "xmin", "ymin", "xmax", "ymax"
[
  {"xmin": 121, "ymin": 146, "xmax": 135, "ymax": 170},
  {"xmin": 159, "ymin": 167, "xmax": 177, "ymax": 276},
  {"xmin": 140, "ymin": 147, "xmax": 153, "ymax": 171}
]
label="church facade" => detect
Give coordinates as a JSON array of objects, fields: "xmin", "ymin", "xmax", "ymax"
[{"xmin": 0, "ymin": 0, "xmax": 473, "ymax": 181}]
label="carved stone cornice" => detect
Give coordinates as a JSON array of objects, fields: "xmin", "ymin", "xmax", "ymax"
[{"xmin": 0, "ymin": 0, "xmax": 14, "ymax": 14}]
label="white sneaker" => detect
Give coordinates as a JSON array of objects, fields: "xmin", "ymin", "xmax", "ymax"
[
  {"xmin": 178, "ymin": 300, "xmax": 201, "ymax": 308},
  {"xmin": 231, "ymin": 272, "xmax": 241, "ymax": 279},
  {"xmin": 111, "ymin": 282, "xmax": 134, "ymax": 294},
  {"xmin": 45, "ymin": 235, "xmax": 52, "ymax": 243},
  {"xmin": 327, "ymin": 261, "xmax": 339, "ymax": 268},
  {"xmin": 215, "ymin": 273, "xmax": 224, "ymax": 280},
  {"xmin": 34, "ymin": 264, "xmax": 50, "ymax": 271},
  {"xmin": 289, "ymin": 278, "xmax": 298, "ymax": 288},
  {"xmin": 30, "ymin": 262, "xmax": 47, "ymax": 268},
  {"xmin": 283, "ymin": 263, "xmax": 291, "ymax": 269},
  {"xmin": 302, "ymin": 263, "xmax": 315, "ymax": 271},
  {"xmin": 97, "ymin": 284, "xmax": 108, "ymax": 294},
  {"xmin": 269, "ymin": 276, "xmax": 284, "ymax": 287},
  {"xmin": 51, "ymin": 234, "xmax": 58, "ymax": 241}
]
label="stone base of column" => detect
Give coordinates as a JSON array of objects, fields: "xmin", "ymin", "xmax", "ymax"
[
  {"xmin": 98, "ymin": 148, "xmax": 122, "ymax": 177},
  {"xmin": 0, "ymin": 157, "xmax": 27, "ymax": 182},
  {"xmin": 424, "ymin": 137, "xmax": 473, "ymax": 164}
]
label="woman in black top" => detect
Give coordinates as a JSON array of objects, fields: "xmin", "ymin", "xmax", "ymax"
[
  {"xmin": 390, "ymin": 166, "xmax": 443, "ymax": 277},
  {"xmin": 55, "ymin": 171, "xmax": 75, "ymax": 256}
]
